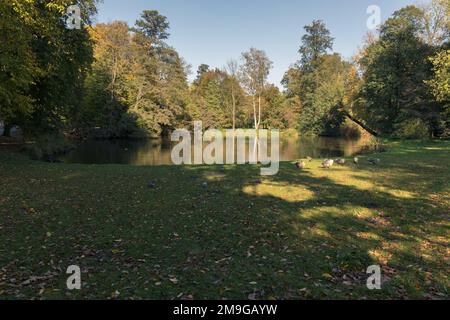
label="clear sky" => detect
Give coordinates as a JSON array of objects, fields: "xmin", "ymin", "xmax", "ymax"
[{"xmin": 96, "ymin": 0, "xmax": 425, "ymax": 86}]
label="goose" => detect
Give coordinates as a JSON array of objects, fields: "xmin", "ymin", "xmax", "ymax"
[
  {"xmin": 335, "ymin": 158, "xmax": 346, "ymax": 165},
  {"xmin": 353, "ymin": 157, "xmax": 359, "ymax": 164},
  {"xmin": 321, "ymin": 159, "xmax": 334, "ymax": 169},
  {"xmin": 295, "ymin": 161, "xmax": 306, "ymax": 169}
]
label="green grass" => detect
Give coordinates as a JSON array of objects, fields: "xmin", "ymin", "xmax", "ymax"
[{"xmin": 0, "ymin": 140, "xmax": 449, "ymax": 299}]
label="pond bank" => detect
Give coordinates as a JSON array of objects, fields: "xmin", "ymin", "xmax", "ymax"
[{"xmin": 59, "ymin": 135, "xmax": 375, "ymax": 166}]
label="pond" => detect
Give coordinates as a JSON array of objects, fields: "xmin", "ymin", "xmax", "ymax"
[{"xmin": 60, "ymin": 136, "xmax": 368, "ymax": 166}]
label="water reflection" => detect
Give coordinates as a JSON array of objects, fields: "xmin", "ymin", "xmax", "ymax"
[{"xmin": 61, "ymin": 136, "xmax": 368, "ymax": 166}]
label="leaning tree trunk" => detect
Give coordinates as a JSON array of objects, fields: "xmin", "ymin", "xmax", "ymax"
[{"xmin": 341, "ymin": 109, "xmax": 379, "ymax": 137}]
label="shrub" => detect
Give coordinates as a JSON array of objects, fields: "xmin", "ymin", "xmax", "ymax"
[{"xmin": 394, "ymin": 119, "xmax": 430, "ymax": 139}]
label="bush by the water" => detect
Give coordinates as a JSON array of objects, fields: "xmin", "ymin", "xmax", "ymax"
[
  {"xmin": 339, "ymin": 119, "xmax": 365, "ymax": 139},
  {"xmin": 23, "ymin": 135, "xmax": 75, "ymax": 161},
  {"xmin": 357, "ymin": 137, "xmax": 388, "ymax": 155}
]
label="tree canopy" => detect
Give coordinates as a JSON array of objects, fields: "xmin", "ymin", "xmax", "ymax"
[{"xmin": 0, "ymin": 2, "xmax": 448, "ymax": 140}]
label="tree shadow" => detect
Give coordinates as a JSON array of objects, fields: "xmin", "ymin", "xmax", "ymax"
[{"xmin": 136, "ymin": 162, "xmax": 449, "ymax": 299}]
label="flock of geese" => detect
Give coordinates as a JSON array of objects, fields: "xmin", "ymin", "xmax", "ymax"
[{"xmin": 295, "ymin": 156, "xmax": 381, "ymax": 169}]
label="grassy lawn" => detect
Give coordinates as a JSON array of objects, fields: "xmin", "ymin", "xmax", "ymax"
[{"xmin": 0, "ymin": 140, "xmax": 449, "ymax": 300}]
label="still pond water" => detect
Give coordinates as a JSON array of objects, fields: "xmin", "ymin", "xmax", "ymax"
[{"xmin": 61, "ymin": 136, "xmax": 367, "ymax": 166}]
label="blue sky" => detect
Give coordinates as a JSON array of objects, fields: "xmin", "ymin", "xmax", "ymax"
[{"xmin": 96, "ymin": 0, "xmax": 425, "ymax": 86}]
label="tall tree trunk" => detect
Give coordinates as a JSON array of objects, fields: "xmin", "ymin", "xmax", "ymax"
[
  {"xmin": 109, "ymin": 54, "xmax": 119, "ymax": 130},
  {"xmin": 252, "ymin": 95, "xmax": 258, "ymax": 130},
  {"xmin": 231, "ymin": 89, "xmax": 236, "ymax": 131},
  {"xmin": 132, "ymin": 82, "xmax": 144, "ymax": 112},
  {"xmin": 257, "ymin": 94, "xmax": 261, "ymax": 129}
]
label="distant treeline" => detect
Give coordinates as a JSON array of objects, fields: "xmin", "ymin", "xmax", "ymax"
[{"xmin": 0, "ymin": 0, "xmax": 448, "ymax": 139}]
